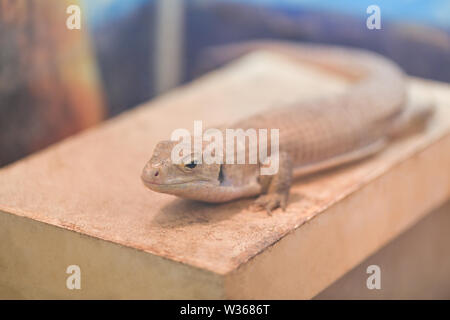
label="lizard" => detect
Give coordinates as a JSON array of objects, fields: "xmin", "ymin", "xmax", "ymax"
[{"xmin": 141, "ymin": 41, "xmax": 434, "ymax": 214}]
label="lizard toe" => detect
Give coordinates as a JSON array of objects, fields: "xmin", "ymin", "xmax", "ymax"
[{"xmin": 251, "ymin": 193, "xmax": 288, "ymax": 215}]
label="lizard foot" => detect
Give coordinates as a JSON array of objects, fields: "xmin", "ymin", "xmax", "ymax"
[{"xmin": 250, "ymin": 192, "xmax": 288, "ymax": 215}]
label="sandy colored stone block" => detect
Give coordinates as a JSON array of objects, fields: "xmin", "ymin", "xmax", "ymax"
[{"xmin": 316, "ymin": 200, "xmax": 450, "ymax": 299}]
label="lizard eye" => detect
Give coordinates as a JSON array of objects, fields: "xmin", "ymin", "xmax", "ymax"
[{"xmin": 184, "ymin": 160, "xmax": 197, "ymax": 169}]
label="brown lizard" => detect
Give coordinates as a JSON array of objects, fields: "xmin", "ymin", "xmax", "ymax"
[{"xmin": 141, "ymin": 41, "xmax": 433, "ymax": 214}]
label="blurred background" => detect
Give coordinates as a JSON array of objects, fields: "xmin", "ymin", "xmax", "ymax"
[{"xmin": 0, "ymin": 0, "xmax": 449, "ymax": 167}]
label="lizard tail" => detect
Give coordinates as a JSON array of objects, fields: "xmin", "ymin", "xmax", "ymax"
[{"xmin": 388, "ymin": 100, "xmax": 435, "ymax": 139}]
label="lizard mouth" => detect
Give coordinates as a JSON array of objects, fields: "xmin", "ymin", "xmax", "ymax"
[{"xmin": 141, "ymin": 178, "xmax": 211, "ymax": 189}]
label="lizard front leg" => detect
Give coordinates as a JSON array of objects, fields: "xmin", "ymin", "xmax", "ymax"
[{"xmin": 252, "ymin": 151, "xmax": 293, "ymax": 214}]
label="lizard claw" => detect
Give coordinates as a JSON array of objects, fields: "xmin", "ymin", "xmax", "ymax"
[{"xmin": 250, "ymin": 193, "xmax": 288, "ymax": 215}]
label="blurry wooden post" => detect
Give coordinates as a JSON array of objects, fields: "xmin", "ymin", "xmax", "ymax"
[
  {"xmin": 0, "ymin": 0, "xmax": 104, "ymax": 166},
  {"xmin": 154, "ymin": 0, "xmax": 184, "ymax": 94}
]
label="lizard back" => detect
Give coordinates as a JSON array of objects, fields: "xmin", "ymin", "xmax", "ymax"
[{"xmin": 229, "ymin": 42, "xmax": 406, "ymax": 169}]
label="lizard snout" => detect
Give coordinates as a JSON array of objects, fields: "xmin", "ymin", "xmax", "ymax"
[{"xmin": 141, "ymin": 163, "xmax": 163, "ymax": 185}]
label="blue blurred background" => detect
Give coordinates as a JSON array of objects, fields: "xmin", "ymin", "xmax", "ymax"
[
  {"xmin": 0, "ymin": 0, "xmax": 449, "ymax": 166},
  {"xmin": 82, "ymin": 0, "xmax": 450, "ymax": 116}
]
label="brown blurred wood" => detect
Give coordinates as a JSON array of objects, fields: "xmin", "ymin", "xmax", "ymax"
[
  {"xmin": 0, "ymin": 0, "xmax": 104, "ymax": 166},
  {"xmin": 0, "ymin": 52, "xmax": 449, "ymax": 299}
]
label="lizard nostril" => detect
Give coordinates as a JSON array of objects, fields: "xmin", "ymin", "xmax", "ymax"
[{"xmin": 154, "ymin": 171, "xmax": 159, "ymax": 177}]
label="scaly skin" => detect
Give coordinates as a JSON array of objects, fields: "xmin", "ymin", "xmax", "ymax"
[{"xmin": 141, "ymin": 41, "xmax": 431, "ymax": 214}]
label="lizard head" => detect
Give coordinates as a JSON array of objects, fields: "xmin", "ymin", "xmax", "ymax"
[{"xmin": 141, "ymin": 140, "xmax": 224, "ymax": 202}]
